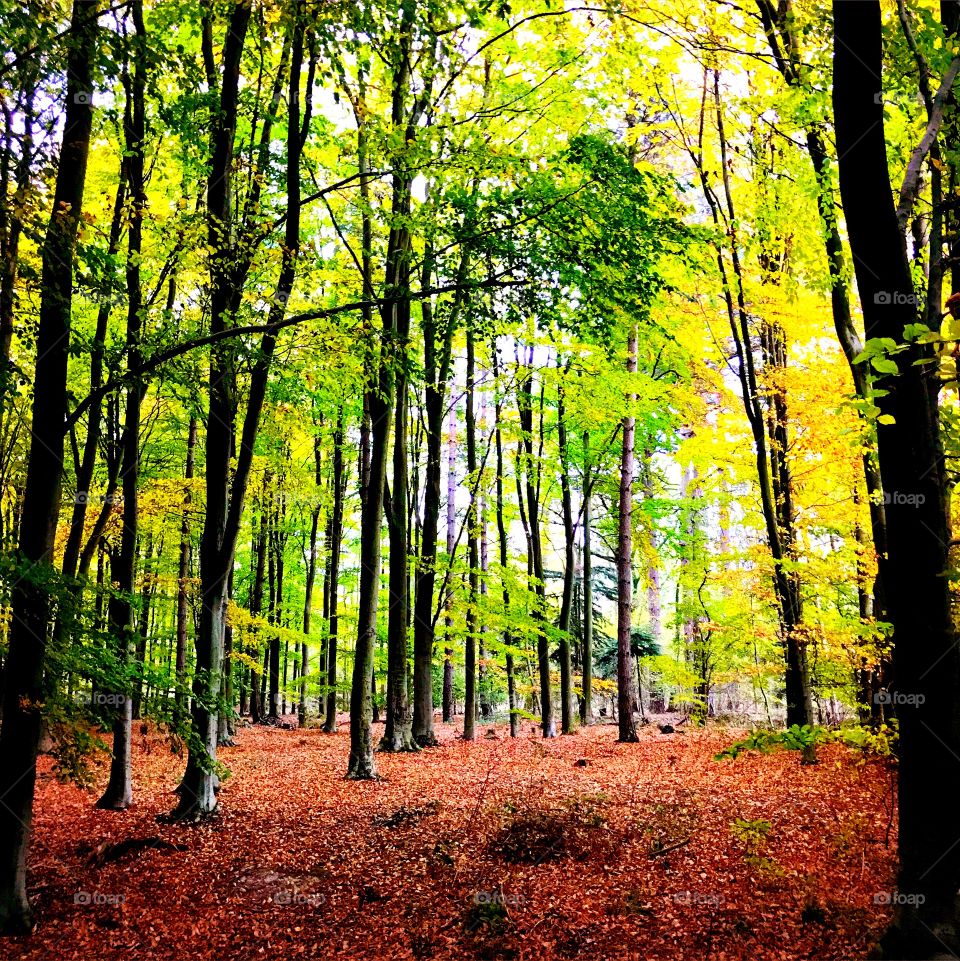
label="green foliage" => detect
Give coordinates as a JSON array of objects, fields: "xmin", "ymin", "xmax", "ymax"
[
  {"xmin": 715, "ymin": 725, "xmax": 826, "ymax": 761},
  {"xmin": 730, "ymin": 817, "xmax": 772, "ymax": 855}
]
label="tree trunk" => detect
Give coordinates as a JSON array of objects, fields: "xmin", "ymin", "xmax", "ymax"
[
  {"xmin": 463, "ymin": 322, "xmax": 479, "ymax": 741},
  {"xmin": 382, "ymin": 338, "xmax": 415, "ymax": 751},
  {"xmin": 323, "ymin": 412, "xmax": 345, "ymax": 732},
  {"xmin": 174, "ymin": 0, "xmax": 305, "ymax": 816},
  {"xmin": 518, "ymin": 346, "xmax": 555, "ymax": 737},
  {"xmin": 493, "ymin": 344, "xmax": 519, "ymax": 737},
  {"xmin": 97, "ymin": 0, "xmax": 147, "ymax": 809},
  {"xmin": 248, "ymin": 492, "xmax": 268, "ymax": 724},
  {"xmin": 617, "ymin": 326, "xmax": 639, "ymax": 743},
  {"xmin": 581, "ymin": 431, "xmax": 594, "ymax": 726},
  {"xmin": 0, "ymin": 0, "xmax": 97, "ymax": 929},
  {"xmin": 441, "ymin": 402, "xmax": 457, "ymax": 723},
  {"xmin": 556, "ymin": 372, "xmax": 576, "ymax": 734},
  {"xmin": 175, "ymin": 417, "xmax": 197, "ymax": 730},
  {"xmin": 301, "ymin": 461, "xmax": 320, "ymax": 727},
  {"xmin": 834, "ymin": 3, "xmax": 960, "ymax": 952}
]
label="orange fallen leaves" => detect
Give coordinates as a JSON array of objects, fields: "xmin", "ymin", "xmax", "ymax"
[{"xmin": 7, "ymin": 720, "xmax": 894, "ymax": 960}]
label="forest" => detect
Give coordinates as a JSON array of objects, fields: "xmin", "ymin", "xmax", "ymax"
[{"xmin": 0, "ymin": 0, "xmax": 959, "ymax": 958}]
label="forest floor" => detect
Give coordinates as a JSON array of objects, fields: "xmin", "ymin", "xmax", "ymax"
[{"xmin": 8, "ymin": 717, "xmax": 895, "ymax": 960}]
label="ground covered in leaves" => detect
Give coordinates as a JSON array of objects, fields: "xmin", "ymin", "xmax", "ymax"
[{"xmin": 9, "ymin": 719, "xmax": 896, "ymax": 960}]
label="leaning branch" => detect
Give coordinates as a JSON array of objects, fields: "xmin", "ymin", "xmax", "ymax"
[
  {"xmin": 63, "ymin": 273, "xmax": 526, "ymax": 434},
  {"xmin": 897, "ymin": 54, "xmax": 960, "ymax": 232}
]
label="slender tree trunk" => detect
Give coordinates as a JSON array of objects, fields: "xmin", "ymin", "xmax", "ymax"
[
  {"xmin": 301, "ymin": 459, "xmax": 320, "ymax": 727},
  {"xmin": 219, "ymin": 569, "xmax": 235, "ymax": 744},
  {"xmin": 411, "ymin": 245, "xmax": 460, "ymax": 745},
  {"xmin": 97, "ymin": 0, "xmax": 147, "ymax": 810},
  {"xmin": 441, "ymin": 402, "xmax": 457, "ymax": 722},
  {"xmin": 757, "ymin": 0, "xmax": 889, "ymax": 628},
  {"xmin": 493, "ymin": 345, "xmax": 519, "ymax": 737},
  {"xmin": 382, "ymin": 344, "xmax": 415, "ymax": 751},
  {"xmin": 175, "ymin": 0, "xmax": 305, "ymax": 816},
  {"xmin": 348, "ymin": 88, "xmax": 409, "ymax": 779},
  {"xmin": 175, "ymin": 417, "xmax": 197, "ymax": 730},
  {"xmin": 518, "ymin": 347, "xmax": 555, "ymax": 737},
  {"xmin": 556, "ymin": 373, "xmax": 575, "ymax": 734},
  {"xmin": 132, "ymin": 535, "xmax": 155, "ymax": 722},
  {"xmin": 0, "ymin": 0, "xmax": 97, "ymax": 929},
  {"xmin": 463, "ymin": 323, "xmax": 479, "ymax": 741},
  {"xmin": 581, "ymin": 431, "xmax": 594, "ymax": 725},
  {"xmin": 617, "ymin": 326, "xmax": 639, "ymax": 743},
  {"xmin": 323, "ymin": 412, "xmax": 345, "ymax": 732},
  {"xmin": 248, "ymin": 495, "xmax": 268, "ymax": 724}
]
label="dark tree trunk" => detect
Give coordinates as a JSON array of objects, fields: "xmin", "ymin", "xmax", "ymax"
[
  {"xmin": 411, "ymin": 248, "xmax": 459, "ymax": 745},
  {"xmin": 463, "ymin": 322, "xmax": 479, "ymax": 741},
  {"xmin": 834, "ymin": 3, "xmax": 960, "ymax": 952},
  {"xmin": 441, "ymin": 403, "xmax": 457, "ymax": 723},
  {"xmin": 301, "ymin": 443, "xmax": 321, "ymax": 727},
  {"xmin": 175, "ymin": 417, "xmax": 198, "ymax": 730},
  {"xmin": 757, "ymin": 0, "xmax": 890, "ymax": 630},
  {"xmin": 683, "ymin": 71, "xmax": 813, "ymax": 730},
  {"xmin": 382, "ymin": 344, "xmax": 415, "ymax": 751},
  {"xmin": 517, "ymin": 347, "xmax": 555, "ymax": 737},
  {"xmin": 98, "ymin": 0, "xmax": 147, "ymax": 810},
  {"xmin": 493, "ymin": 344, "xmax": 519, "ymax": 737},
  {"xmin": 349, "ymin": 8, "xmax": 415, "ymax": 775},
  {"xmin": 617, "ymin": 326, "xmax": 639, "ymax": 743},
  {"xmin": 248, "ymin": 494, "xmax": 268, "ymax": 724},
  {"xmin": 219, "ymin": 569, "xmax": 235, "ymax": 745},
  {"xmin": 0, "ymin": 0, "xmax": 98, "ymax": 930},
  {"xmin": 556, "ymin": 371, "xmax": 575, "ymax": 735},
  {"xmin": 174, "ymin": 0, "xmax": 305, "ymax": 817},
  {"xmin": 581, "ymin": 431, "xmax": 594, "ymax": 726},
  {"xmin": 323, "ymin": 412, "xmax": 345, "ymax": 732}
]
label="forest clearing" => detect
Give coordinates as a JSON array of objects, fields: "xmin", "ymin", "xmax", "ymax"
[
  {"xmin": 3, "ymin": 0, "xmax": 960, "ymax": 957},
  {"xmin": 6, "ymin": 721, "xmax": 893, "ymax": 961}
]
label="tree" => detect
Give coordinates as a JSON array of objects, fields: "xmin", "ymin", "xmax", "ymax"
[
  {"xmin": 0, "ymin": 0, "xmax": 99, "ymax": 931},
  {"xmin": 833, "ymin": 1, "xmax": 960, "ymax": 952}
]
